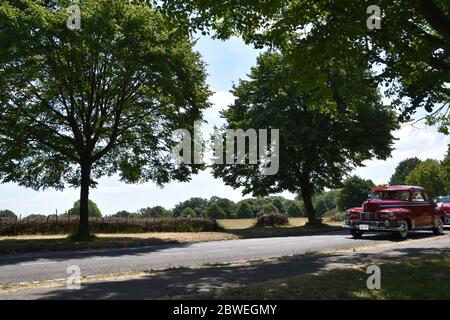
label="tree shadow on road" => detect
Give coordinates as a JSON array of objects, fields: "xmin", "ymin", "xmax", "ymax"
[{"xmin": 8, "ymin": 246, "xmax": 449, "ymax": 300}]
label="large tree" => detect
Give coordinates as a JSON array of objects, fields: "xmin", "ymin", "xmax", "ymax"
[
  {"xmin": 336, "ymin": 176, "xmax": 375, "ymax": 211},
  {"xmin": 406, "ymin": 159, "xmax": 446, "ymax": 197},
  {"xmin": 389, "ymin": 157, "xmax": 423, "ymax": 185},
  {"xmin": 212, "ymin": 52, "xmax": 398, "ymax": 223},
  {"xmin": 0, "ymin": 0, "xmax": 210, "ymax": 238},
  {"xmin": 173, "ymin": 197, "xmax": 209, "ymax": 217},
  {"xmin": 162, "ymin": 0, "xmax": 450, "ymax": 132},
  {"xmin": 442, "ymin": 145, "xmax": 450, "ymax": 193}
]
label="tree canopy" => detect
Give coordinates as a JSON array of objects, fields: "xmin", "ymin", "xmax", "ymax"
[
  {"xmin": 0, "ymin": 209, "xmax": 17, "ymax": 219},
  {"xmin": 336, "ymin": 176, "xmax": 375, "ymax": 211},
  {"xmin": 212, "ymin": 52, "xmax": 398, "ymax": 223},
  {"xmin": 0, "ymin": 0, "xmax": 210, "ymax": 237},
  {"xmin": 68, "ymin": 199, "xmax": 102, "ymax": 218},
  {"xmin": 389, "ymin": 158, "xmax": 423, "ymax": 185},
  {"xmin": 173, "ymin": 197, "xmax": 209, "ymax": 217},
  {"xmin": 161, "ymin": 0, "xmax": 450, "ymax": 132},
  {"xmin": 406, "ymin": 159, "xmax": 447, "ymax": 197}
]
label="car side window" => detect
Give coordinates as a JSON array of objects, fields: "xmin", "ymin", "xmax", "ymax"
[
  {"xmin": 422, "ymin": 192, "xmax": 431, "ymax": 202},
  {"xmin": 411, "ymin": 192, "xmax": 425, "ymax": 202}
]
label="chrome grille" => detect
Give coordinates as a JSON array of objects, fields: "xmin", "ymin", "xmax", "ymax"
[{"xmin": 360, "ymin": 212, "xmax": 378, "ymax": 221}]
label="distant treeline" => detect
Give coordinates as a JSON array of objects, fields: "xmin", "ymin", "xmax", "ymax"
[
  {"xmin": 1, "ymin": 174, "xmax": 379, "ymax": 221},
  {"xmin": 4, "ymin": 151, "xmax": 448, "ymax": 222}
]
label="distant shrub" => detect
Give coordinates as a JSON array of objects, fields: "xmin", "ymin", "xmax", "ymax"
[
  {"xmin": 256, "ymin": 213, "xmax": 289, "ymax": 227},
  {"xmin": 287, "ymin": 201, "xmax": 303, "ymax": 217},
  {"xmin": 180, "ymin": 207, "xmax": 196, "ymax": 217},
  {"xmin": 0, "ymin": 217, "xmax": 223, "ymax": 236},
  {"xmin": 260, "ymin": 203, "xmax": 279, "ymax": 215},
  {"xmin": 235, "ymin": 202, "xmax": 254, "ymax": 218},
  {"xmin": 0, "ymin": 209, "xmax": 17, "ymax": 219},
  {"xmin": 25, "ymin": 214, "xmax": 47, "ymax": 221},
  {"xmin": 68, "ymin": 200, "xmax": 102, "ymax": 218},
  {"xmin": 206, "ymin": 204, "xmax": 227, "ymax": 219},
  {"xmin": 322, "ymin": 209, "xmax": 345, "ymax": 222}
]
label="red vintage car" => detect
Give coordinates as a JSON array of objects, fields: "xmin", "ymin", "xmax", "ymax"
[
  {"xmin": 344, "ymin": 186, "xmax": 446, "ymax": 239},
  {"xmin": 434, "ymin": 196, "xmax": 450, "ymax": 225}
]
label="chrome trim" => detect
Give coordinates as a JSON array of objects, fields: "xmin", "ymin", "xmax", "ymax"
[{"xmin": 343, "ymin": 220, "xmax": 407, "ymax": 232}]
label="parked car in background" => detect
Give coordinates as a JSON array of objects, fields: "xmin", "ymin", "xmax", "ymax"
[
  {"xmin": 433, "ymin": 196, "xmax": 450, "ymax": 225},
  {"xmin": 344, "ymin": 186, "xmax": 446, "ymax": 239}
]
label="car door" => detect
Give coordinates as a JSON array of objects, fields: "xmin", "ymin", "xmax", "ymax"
[{"xmin": 410, "ymin": 190, "xmax": 433, "ymax": 227}]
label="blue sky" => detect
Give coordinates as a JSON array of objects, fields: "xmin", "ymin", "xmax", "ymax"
[{"xmin": 0, "ymin": 36, "xmax": 449, "ymax": 217}]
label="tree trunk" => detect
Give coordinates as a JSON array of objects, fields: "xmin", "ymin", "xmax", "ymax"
[
  {"xmin": 78, "ymin": 162, "xmax": 92, "ymax": 238},
  {"xmin": 300, "ymin": 176, "xmax": 320, "ymax": 224}
]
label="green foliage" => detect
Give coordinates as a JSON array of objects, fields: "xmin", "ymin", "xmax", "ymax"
[
  {"xmin": 336, "ymin": 176, "xmax": 375, "ymax": 211},
  {"xmin": 212, "ymin": 52, "xmax": 398, "ymax": 222},
  {"xmin": 442, "ymin": 146, "xmax": 450, "ymax": 193},
  {"xmin": 174, "ymin": 198, "xmax": 209, "ymax": 217},
  {"xmin": 256, "ymin": 213, "xmax": 289, "ymax": 227},
  {"xmin": 406, "ymin": 159, "xmax": 446, "ymax": 198},
  {"xmin": 180, "ymin": 207, "xmax": 197, "ymax": 217},
  {"xmin": 161, "ymin": 0, "xmax": 450, "ymax": 131},
  {"xmin": 25, "ymin": 214, "xmax": 47, "ymax": 221},
  {"xmin": 138, "ymin": 206, "xmax": 172, "ymax": 217},
  {"xmin": 389, "ymin": 158, "xmax": 423, "ymax": 185},
  {"xmin": 313, "ymin": 190, "xmax": 338, "ymax": 216},
  {"xmin": 112, "ymin": 211, "xmax": 140, "ymax": 219},
  {"xmin": 235, "ymin": 201, "xmax": 254, "ymax": 219},
  {"xmin": 68, "ymin": 200, "xmax": 102, "ymax": 218},
  {"xmin": 0, "ymin": 0, "xmax": 211, "ymax": 236},
  {"xmin": 260, "ymin": 203, "xmax": 279, "ymax": 215},
  {"xmin": 0, "ymin": 209, "xmax": 17, "ymax": 219},
  {"xmin": 287, "ymin": 201, "xmax": 303, "ymax": 217},
  {"xmin": 208, "ymin": 196, "xmax": 236, "ymax": 218},
  {"xmin": 269, "ymin": 197, "xmax": 285, "ymax": 213},
  {"xmin": 206, "ymin": 203, "xmax": 227, "ymax": 219}
]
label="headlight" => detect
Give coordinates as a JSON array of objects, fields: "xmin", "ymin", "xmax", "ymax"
[
  {"xmin": 345, "ymin": 210, "xmax": 352, "ymax": 218},
  {"xmin": 380, "ymin": 211, "xmax": 396, "ymax": 220}
]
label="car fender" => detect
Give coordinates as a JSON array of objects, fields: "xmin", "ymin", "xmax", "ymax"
[{"xmin": 378, "ymin": 208, "xmax": 412, "ymax": 223}]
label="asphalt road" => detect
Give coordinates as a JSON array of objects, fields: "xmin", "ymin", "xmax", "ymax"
[{"xmin": 0, "ymin": 229, "xmax": 449, "ymax": 286}]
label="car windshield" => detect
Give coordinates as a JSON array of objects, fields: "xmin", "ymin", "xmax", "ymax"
[
  {"xmin": 435, "ymin": 197, "xmax": 450, "ymax": 204},
  {"xmin": 370, "ymin": 190, "xmax": 410, "ymax": 201}
]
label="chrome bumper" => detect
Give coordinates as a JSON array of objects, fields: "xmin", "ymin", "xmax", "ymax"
[{"xmin": 343, "ymin": 220, "xmax": 407, "ymax": 232}]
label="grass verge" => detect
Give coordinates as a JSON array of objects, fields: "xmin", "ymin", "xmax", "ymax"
[{"xmin": 195, "ymin": 252, "xmax": 450, "ymax": 300}]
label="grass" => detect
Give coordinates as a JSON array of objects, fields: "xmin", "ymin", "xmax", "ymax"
[
  {"xmin": 0, "ymin": 232, "xmax": 238, "ymax": 255},
  {"xmin": 219, "ymin": 217, "xmax": 341, "ymax": 239},
  {"xmin": 0, "ymin": 218, "xmax": 341, "ymax": 255},
  {"xmin": 196, "ymin": 252, "xmax": 450, "ymax": 300}
]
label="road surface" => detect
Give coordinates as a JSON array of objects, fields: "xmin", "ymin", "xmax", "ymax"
[{"xmin": 0, "ymin": 229, "xmax": 448, "ymax": 286}]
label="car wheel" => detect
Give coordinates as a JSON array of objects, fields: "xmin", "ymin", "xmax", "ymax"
[
  {"xmin": 396, "ymin": 222, "xmax": 409, "ymax": 240},
  {"xmin": 350, "ymin": 229, "xmax": 364, "ymax": 239},
  {"xmin": 432, "ymin": 217, "xmax": 444, "ymax": 236}
]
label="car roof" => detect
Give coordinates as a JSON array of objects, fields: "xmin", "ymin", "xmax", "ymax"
[{"xmin": 372, "ymin": 185, "xmax": 424, "ymax": 192}]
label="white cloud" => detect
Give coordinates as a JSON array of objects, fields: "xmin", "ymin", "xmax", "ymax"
[{"xmin": 353, "ymin": 122, "xmax": 449, "ymax": 185}]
